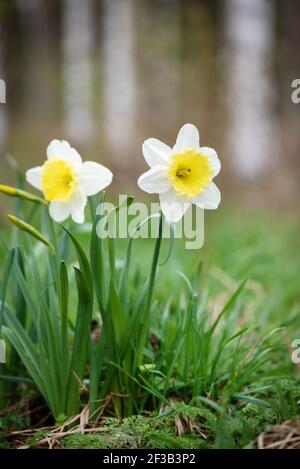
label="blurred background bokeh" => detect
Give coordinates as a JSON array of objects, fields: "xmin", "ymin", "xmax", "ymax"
[{"xmin": 0, "ymin": 0, "xmax": 300, "ymax": 221}]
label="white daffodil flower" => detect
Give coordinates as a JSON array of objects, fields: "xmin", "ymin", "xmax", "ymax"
[
  {"xmin": 26, "ymin": 139, "xmax": 113, "ymax": 223},
  {"xmin": 137, "ymin": 123, "xmax": 221, "ymax": 223}
]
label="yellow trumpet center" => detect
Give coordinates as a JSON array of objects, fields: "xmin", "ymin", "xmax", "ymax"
[
  {"xmin": 41, "ymin": 158, "xmax": 77, "ymax": 201},
  {"xmin": 168, "ymin": 149, "xmax": 213, "ymax": 199}
]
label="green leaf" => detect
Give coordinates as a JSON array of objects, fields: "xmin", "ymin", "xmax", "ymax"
[
  {"xmin": 67, "ymin": 267, "xmax": 93, "ymax": 416},
  {"xmin": 209, "ymin": 280, "xmax": 247, "ymax": 335},
  {"xmin": 62, "ymin": 226, "xmax": 93, "ymax": 298},
  {"xmin": 0, "ymin": 248, "xmax": 15, "ymax": 333}
]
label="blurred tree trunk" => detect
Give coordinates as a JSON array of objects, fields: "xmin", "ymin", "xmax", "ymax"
[
  {"xmin": 136, "ymin": 0, "xmax": 181, "ymax": 144},
  {"xmin": 180, "ymin": 0, "xmax": 219, "ymax": 144},
  {"xmin": 0, "ymin": 24, "xmax": 7, "ymax": 152},
  {"xmin": 278, "ymin": 0, "xmax": 300, "ymax": 207},
  {"xmin": 16, "ymin": 0, "xmax": 52, "ymax": 116},
  {"xmin": 62, "ymin": 0, "xmax": 94, "ymax": 145},
  {"xmin": 224, "ymin": 0, "xmax": 279, "ymax": 180},
  {"xmin": 102, "ymin": 0, "xmax": 137, "ymax": 166}
]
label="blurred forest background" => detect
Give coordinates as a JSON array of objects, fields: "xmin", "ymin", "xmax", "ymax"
[{"xmin": 0, "ymin": 0, "xmax": 300, "ymax": 221}]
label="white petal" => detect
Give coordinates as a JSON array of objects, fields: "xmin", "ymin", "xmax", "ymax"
[
  {"xmin": 192, "ymin": 182, "xmax": 221, "ymax": 210},
  {"xmin": 47, "ymin": 139, "xmax": 69, "ymax": 159},
  {"xmin": 199, "ymin": 146, "xmax": 221, "ymax": 178},
  {"xmin": 159, "ymin": 190, "xmax": 190, "ymax": 223},
  {"xmin": 173, "ymin": 123, "xmax": 200, "ymax": 153},
  {"xmin": 47, "ymin": 139, "xmax": 82, "ymax": 168},
  {"xmin": 78, "ymin": 161, "xmax": 113, "ymax": 196},
  {"xmin": 142, "ymin": 138, "xmax": 172, "ymax": 168},
  {"xmin": 69, "ymin": 189, "xmax": 87, "ymax": 224},
  {"xmin": 138, "ymin": 166, "xmax": 171, "ymax": 194},
  {"xmin": 49, "ymin": 201, "xmax": 71, "ymax": 222},
  {"xmin": 26, "ymin": 166, "xmax": 43, "ymax": 191}
]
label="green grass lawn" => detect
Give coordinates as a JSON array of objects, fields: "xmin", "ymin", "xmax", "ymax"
[{"xmin": 0, "ymin": 201, "xmax": 300, "ymax": 449}]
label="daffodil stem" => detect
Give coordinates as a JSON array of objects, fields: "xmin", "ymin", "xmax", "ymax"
[
  {"xmin": 136, "ymin": 212, "xmax": 163, "ymax": 369},
  {"xmin": 146, "ymin": 212, "xmax": 163, "ymax": 311}
]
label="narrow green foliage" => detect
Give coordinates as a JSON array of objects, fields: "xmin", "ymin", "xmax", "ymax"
[
  {"xmin": 1, "ymin": 188, "xmax": 299, "ymax": 452},
  {"xmin": 7, "ymin": 215, "xmax": 54, "ymax": 252},
  {"xmin": 67, "ymin": 268, "xmax": 93, "ymax": 416}
]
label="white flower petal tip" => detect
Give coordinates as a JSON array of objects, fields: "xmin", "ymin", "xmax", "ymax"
[
  {"xmin": 173, "ymin": 123, "xmax": 200, "ymax": 153},
  {"xmin": 142, "ymin": 138, "xmax": 172, "ymax": 168},
  {"xmin": 78, "ymin": 161, "xmax": 113, "ymax": 196},
  {"xmin": 160, "ymin": 201, "xmax": 190, "ymax": 223},
  {"xmin": 47, "ymin": 139, "xmax": 82, "ymax": 168},
  {"xmin": 69, "ymin": 188, "xmax": 87, "ymax": 224},
  {"xmin": 26, "ymin": 140, "xmax": 113, "ymax": 224},
  {"xmin": 199, "ymin": 147, "xmax": 221, "ymax": 178},
  {"xmin": 137, "ymin": 166, "xmax": 171, "ymax": 194},
  {"xmin": 138, "ymin": 123, "xmax": 221, "ymax": 220},
  {"xmin": 159, "ymin": 190, "xmax": 190, "ymax": 223},
  {"xmin": 49, "ymin": 201, "xmax": 71, "ymax": 223},
  {"xmin": 25, "ymin": 166, "xmax": 43, "ymax": 191},
  {"xmin": 193, "ymin": 182, "xmax": 221, "ymax": 210}
]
